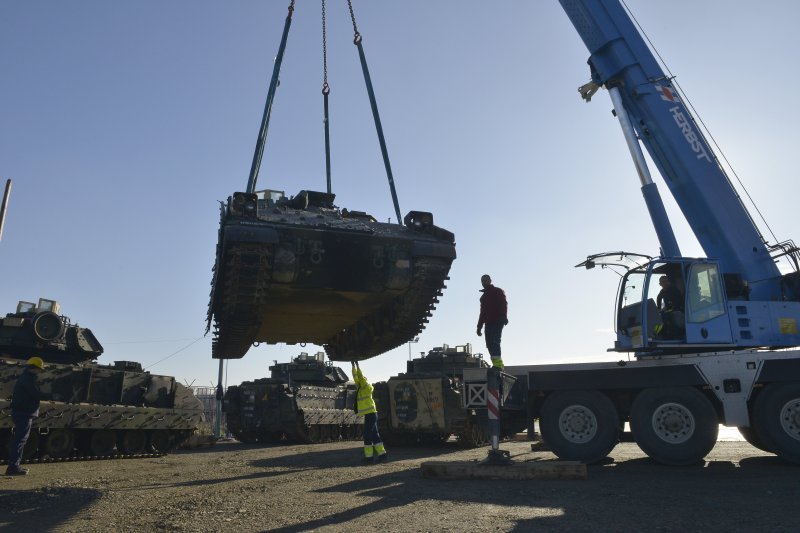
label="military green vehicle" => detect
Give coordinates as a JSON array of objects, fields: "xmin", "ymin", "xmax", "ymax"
[
  {"xmin": 207, "ymin": 189, "xmax": 456, "ymax": 362},
  {"xmin": 223, "ymin": 351, "xmax": 362, "ymax": 444},
  {"xmin": 373, "ymin": 344, "xmax": 528, "ymax": 447},
  {"xmin": 1, "ymin": 298, "xmax": 205, "ymax": 460}
]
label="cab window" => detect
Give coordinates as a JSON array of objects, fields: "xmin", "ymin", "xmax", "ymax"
[{"xmin": 686, "ymin": 264, "xmax": 726, "ymax": 323}]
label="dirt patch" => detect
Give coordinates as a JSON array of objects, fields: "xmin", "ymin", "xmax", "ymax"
[{"xmin": 1, "ymin": 440, "xmax": 796, "ymax": 532}]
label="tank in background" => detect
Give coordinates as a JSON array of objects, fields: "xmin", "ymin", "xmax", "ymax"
[
  {"xmin": 0, "ymin": 298, "xmax": 205, "ymax": 460},
  {"xmin": 223, "ymin": 351, "xmax": 362, "ymax": 444}
]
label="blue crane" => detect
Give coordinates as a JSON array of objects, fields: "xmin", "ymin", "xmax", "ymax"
[
  {"xmin": 509, "ymin": 0, "xmax": 800, "ymax": 467},
  {"xmin": 561, "ymin": 0, "xmax": 800, "ymax": 353}
]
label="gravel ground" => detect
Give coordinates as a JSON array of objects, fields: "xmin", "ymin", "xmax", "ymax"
[{"xmin": 1, "ymin": 439, "xmax": 797, "ymax": 532}]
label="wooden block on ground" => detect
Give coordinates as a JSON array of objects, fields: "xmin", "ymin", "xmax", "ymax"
[{"xmin": 421, "ymin": 460, "xmax": 586, "ymax": 480}]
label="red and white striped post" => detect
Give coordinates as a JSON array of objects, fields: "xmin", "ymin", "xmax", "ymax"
[
  {"xmin": 477, "ymin": 366, "xmax": 512, "ymax": 465},
  {"xmin": 487, "ymin": 374, "xmax": 501, "ymax": 452}
]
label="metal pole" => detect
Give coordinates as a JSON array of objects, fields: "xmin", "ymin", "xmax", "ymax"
[
  {"xmin": 215, "ymin": 358, "xmax": 224, "ymax": 438},
  {"xmin": 0, "ymin": 179, "xmax": 11, "ymax": 242},
  {"xmin": 608, "ymin": 87, "xmax": 681, "ymax": 258}
]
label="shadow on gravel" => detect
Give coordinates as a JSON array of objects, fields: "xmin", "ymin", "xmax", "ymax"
[
  {"xmin": 111, "ymin": 446, "xmax": 459, "ymax": 493},
  {"xmin": 248, "ymin": 444, "xmax": 456, "ymax": 471},
  {"xmin": 176, "ymin": 439, "xmax": 461, "ymax": 460},
  {"xmin": 173, "ymin": 441, "xmax": 287, "ymax": 456},
  {"xmin": 0, "ymin": 487, "xmax": 101, "ymax": 532},
  {"xmin": 265, "ymin": 448, "xmax": 800, "ymax": 533}
]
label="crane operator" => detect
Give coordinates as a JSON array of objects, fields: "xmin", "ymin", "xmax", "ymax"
[{"xmin": 655, "ymin": 276, "xmax": 684, "ymax": 340}]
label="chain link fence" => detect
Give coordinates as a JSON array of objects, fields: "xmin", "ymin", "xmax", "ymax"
[{"xmin": 191, "ymin": 386, "xmax": 227, "ymax": 435}]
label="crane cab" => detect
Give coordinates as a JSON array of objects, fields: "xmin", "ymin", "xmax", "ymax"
[{"xmin": 611, "ymin": 257, "xmax": 800, "ymax": 355}]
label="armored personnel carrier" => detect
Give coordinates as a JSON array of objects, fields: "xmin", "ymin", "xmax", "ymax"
[
  {"xmin": 223, "ymin": 351, "xmax": 362, "ymax": 444},
  {"xmin": 373, "ymin": 344, "xmax": 528, "ymax": 447},
  {"xmin": 207, "ymin": 189, "xmax": 456, "ymax": 361},
  {"xmin": 1, "ymin": 298, "xmax": 204, "ymax": 461}
]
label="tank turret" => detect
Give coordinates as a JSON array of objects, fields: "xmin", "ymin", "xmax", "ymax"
[
  {"xmin": 268, "ymin": 351, "xmax": 349, "ymax": 386},
  {"xmin": 207, "ymin": 189, "xmax": 456, "ymax": 362},
  {"xmin": 0, "ymin": 298, "xmax": 103, "ymax": 364},
  {"xmin": 406, "ymin": 343, "xmax": 489, "ymax": 377}
]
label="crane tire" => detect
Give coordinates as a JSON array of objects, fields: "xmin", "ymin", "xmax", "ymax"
[
  {"xmin": 539, "ymin": 389, "xmax": 620, "ymax": 464},
  {"xmin": 630, "ymin": 387, "xmax": 717, "ymax": 466},
  {"xmin": 737, "ymin": 426, "xmax": 771, "ymax": 453},
  {"xmin": 752, "ymin": 382, "xmax": 800, "ymax": 465}
]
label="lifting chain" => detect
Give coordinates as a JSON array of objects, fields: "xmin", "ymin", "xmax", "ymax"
[
  {"xmin": 321, "ymin": 0, "xmax": 329, "ymax": 92},
  {"xmin": 346, "ymin": 0, "xmax": 361, "ymax": 42}
]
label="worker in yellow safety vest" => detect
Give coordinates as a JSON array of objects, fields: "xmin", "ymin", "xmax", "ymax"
[{"xmin": 352, "ymin": 362, "xmax": 388, "ymax": 463}]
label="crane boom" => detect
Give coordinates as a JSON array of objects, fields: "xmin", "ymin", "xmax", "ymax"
[{"xmin": 560, "ymin": 0, "xmax": 782, "ymax": 300}]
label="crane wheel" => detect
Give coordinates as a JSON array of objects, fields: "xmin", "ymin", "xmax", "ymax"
[
  {"xmin": 539, "ymin": 389, "xmax": 620, "ymax": 464},
  {"xmin": 737, "ymin": 426, "xmax": 771, "ymax": 453},
  {"xmin": 752, "ymin": 382, "xmax": 800, "ymax": 464},
  {"xmin": 630, "ymin": 387, "xmax": 717, "ymax": 466}
]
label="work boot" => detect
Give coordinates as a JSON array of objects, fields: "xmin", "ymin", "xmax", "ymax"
[
  {"xmin": 360, "ymin": 456, "xmax": 374, "ymax": 465},
  {"xmin": 5, "ymin": 467, "xmax": 29, "ymax": 476},
  {"xmin": 377, "ymin": 453, "xmax": 388, "ymax": 463}
]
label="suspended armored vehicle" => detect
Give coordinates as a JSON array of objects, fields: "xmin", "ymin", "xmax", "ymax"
[
  {"xmin": 223, "ymin": 351, "xmax": 362, "ymax": 444},
  {"xmin": 1, "ymin": 298, "xmax": 204, "ymax": 461},
  {"xmin": 372, "ymin": 344, "xmax": 528, "ymax": 447},
  {"xmin": 206, "ymin": 3, "xmax": 456, "ymax": 362}
]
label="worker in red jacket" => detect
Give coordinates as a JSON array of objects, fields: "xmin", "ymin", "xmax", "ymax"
[{"xmin": 476, "ymin": 274, "xmax": 508, "ymax": 370}]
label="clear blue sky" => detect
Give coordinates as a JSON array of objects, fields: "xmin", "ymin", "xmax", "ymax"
[{"xmin": 2, "ymin": 1, "xmax": 799, "ymax": 388}]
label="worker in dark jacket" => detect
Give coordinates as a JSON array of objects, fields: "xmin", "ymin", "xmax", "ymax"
[
  {"xmin": 477, "ymin": 274, "xmax": 508, "ymax": 370},
  {"xmin": 655, "ymin": 276, "xmax": 685, "ymax": 340},
  {"xmin": 352, "ymin": 362, "xmax": 387, "ymax": 463},
  {"xmin": 5, "ymin": 357, "xmax": 44, "ymax": 476}
]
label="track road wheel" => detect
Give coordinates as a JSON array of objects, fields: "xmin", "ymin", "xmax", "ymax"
[
  {"xmin": 117, "ymin": 430, "xmax": 147, "ymax": 454},
  {"xmin": 257, "ymin": 431, "xmax": 283, "ymax": 444},
  {"xmin": 737, "ymin": 426, "xmax": 771, "ymax": 453},
  {"xmin": 752, "ymin": 382, "xmax": 800, "ymax": 464},
  {"xmin": 148, "ymin": 431, "xmax": 172, "ymax": 453},
  {"xmin": 630, "ymin": 387, "xmax": 718, "ymax": 465},
  {"xmin": 0, "ymin": 430, "xmax": 10, "ymax": 460},
  {"xmin": 470, "ymin": 423, "xmax": 487, "ymax": 447},
  {"xmin": 88, "ymin": 430, "xmax": 116, "ymax": 456},
  {"xmin": 345, "ymin": 424, "xmax": 363, "ymax": 441},
  {"xmin": 43, "ymin": 429, "xmax": 75, "ymax": 458},
  {"xmin": 539, "ymin": 390, "xmax": 620, "ymax": 464},
  {"xmin": 306, "ymin": 425, "xmax": 322, "ymax": 444},
  {"xmin": 233, "ymin": 431, "xmax": 258, "ymax": 444},
  {"xmin": 9, "ymin": 430, "xmax": 40, "ymax": 461}
]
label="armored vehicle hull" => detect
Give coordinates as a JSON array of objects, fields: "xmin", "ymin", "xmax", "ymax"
[
  {"xmin": 1, "ymin": 359, "xmax": 204, "ymax": 459},
  {"xmin": 207, "ymin": 190, "xmax": 456, "ymax": 361},
  {"xmin": 223, "ymin": 352, "xmax": 362, "ymax": 444},
  {"xmin": 373, "ymin": 344, "xmax": 528, "ymax": 447},
  {"xmin": 1, "ymin": 299, "xmax": 204, "ymax": 461}
]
